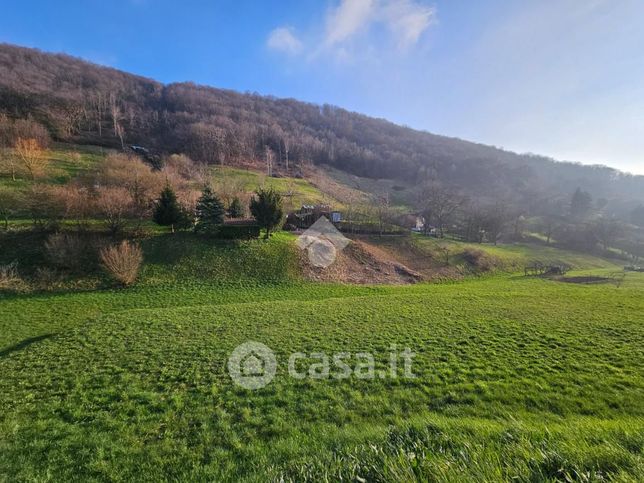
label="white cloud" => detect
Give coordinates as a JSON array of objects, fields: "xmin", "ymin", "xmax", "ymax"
[
  {"xmin": 268, "ymin": 0, "xmax": 435, "ymax": 60},
  {"xmin": 267, "ymin": 27, "xmax": 303, "ymax": 55},
  {"xmin": 381, "ymin": 0, "xmax": 436, "ymax": 48},
  {"xmin": 325, "ymin": 0, "xmax": 375, "ymax": 46}
]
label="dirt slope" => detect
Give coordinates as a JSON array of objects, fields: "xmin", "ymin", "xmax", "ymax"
[{"xmin": 300, "ymin": 239, "xmax": 424, "ymax": 284}]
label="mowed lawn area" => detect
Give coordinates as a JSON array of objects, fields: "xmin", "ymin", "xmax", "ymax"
[{"xmin": 1, "ymin": 256, "xmax": 643, "ymax": 481}]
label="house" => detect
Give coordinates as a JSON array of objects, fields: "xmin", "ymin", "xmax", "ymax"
[
  {"xmin": 286, "ymin": 204, "xmax": 342, "ymax": 230},
  {"xmin": 409, "ymin": 215, "xmax": 438, "ymax": 236},
  {"xmin": 411, "ymin": 215, "xmax": 425, "ymax": 233}
]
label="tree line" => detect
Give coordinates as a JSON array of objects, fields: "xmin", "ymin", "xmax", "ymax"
[{"xmin": 2, "ymin": 43, "xmax": 644, "ymax": 223}]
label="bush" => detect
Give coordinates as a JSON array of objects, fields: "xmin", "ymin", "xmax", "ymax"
[
  {"xmin": 215, "ymin": 224, "xmax": 260, "ymax": 240},
  {"xmin": 28, "ymin": 184, "xmax": 67, "ymax": 228},
  {"xmin": 0, "ymin": 262, "xmax": 22, "ymax": 290},
  {"xmin": 461, "ymin": 248, "xmax": 498, "ymax": 272},
  {"xmin": 44, "ymin": 233, "xmax": 87, "ymax": 271},
  {"xmin": 95, "ymin": 186, "xmax": 134, "ymax": 235},
  {"xmin": 99, "ymin": 241, "xmax": 143, "ymax": 286},
  {"xmin": 34, "ymin": 267, "xmax": 62, "ymax": 291}
]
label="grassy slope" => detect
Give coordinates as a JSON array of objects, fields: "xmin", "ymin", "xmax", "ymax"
[
  {"xmin": 0, "ymin": 144, "xmax": 106, "ymax": 189},
  {"xmin": 1, "ymin": 144, "xmax": 643, "ymax": 480},
  {"xmin": 0, "ymin": 276, "xmax": 643, "ymax": 481},
  {"xmin": 212, "ymin": 167, "xmax": 337, "ymax": 208},
  {"xmin": 1, "ymin": 232, "xmax": 643, "ymax": 481},
  {"xmin": 411, "ymin": 235, "xmax": 621, "ymax": 270}
]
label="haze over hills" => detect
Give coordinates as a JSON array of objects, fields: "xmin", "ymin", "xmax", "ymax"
[{"xmin": 1, "ymin": 43, "xmax": 643, "ymax": 215}]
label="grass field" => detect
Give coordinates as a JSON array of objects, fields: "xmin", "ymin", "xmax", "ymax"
[
  {"xmin": 1, "ymin": 232, "xmax": 643, "ymax": 481},
  {"xmin": 1, "ymin": 144, "xmax": 643, "ymax": 481}
]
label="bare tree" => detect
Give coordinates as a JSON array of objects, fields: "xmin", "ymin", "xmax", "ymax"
[
  {"xmin": 264, "ymin": 145, "xmax": 274, "ymax": 177},
  {"xmin": 482, "ymin": 202, "xmax": 508, "ymax": 245},
  {"xmin": 374, "ymin": 192, "xmax": 393, "ymax": 236},
  {"xmin": 282, "ymin": 136, "xmax": 291, "ymax": 171},
  {"xmin": 0, "ymin": 148, "xmax": 20, "ymax": 181},
  {"xmin": 93, "ymin": 91, "xmax": 105, "ymax": 137},
  {"xmin": 592, "ymin": 217, "xmax": 623, "ymax": 252},
  {"xmin": 0, "ymin": 188, "xmax": 23, "ymax": 229},
  {"xmin": 418, "ymin": 182, "xmax": 462, "ymax": 237},
  {"xmin": 95, "ymin": 186, "xmax": 135, "ymax": 235},
  {"xmin": 14, "ymin": 138, "xmax": 49, "ymax": 180}
]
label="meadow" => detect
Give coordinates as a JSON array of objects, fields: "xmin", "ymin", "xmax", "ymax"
[
  {"xmin": 1, "ymin": 145, "xmax": 643, "ymax": 481},
  {"xmin": 1, "ymin": 232, "xmax": 643, "ymax": 481}
]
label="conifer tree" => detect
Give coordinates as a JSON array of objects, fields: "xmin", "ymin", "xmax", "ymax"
[
  {"xmin": 195, "ymin": 186, "xmax": 225, "ymax": 234},
  {"xmin": 250, "ymin": 187, "xmax": 283, "ymax": 239},
  {"xmin": 227, "ymin": 196, "xmax": 244, "ymax": 219},
  {"xmin": 153, "ymin": 184, "xmax": 184, "ymax": 232}
]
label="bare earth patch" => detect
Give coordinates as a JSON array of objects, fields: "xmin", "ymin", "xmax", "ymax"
[{"xmin": 300, "ymin": 240, "xmax": 424, "ymax": 284}]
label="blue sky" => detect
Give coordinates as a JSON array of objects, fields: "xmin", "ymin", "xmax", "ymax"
[{"xmin": 1, "ymin": 0, "xmax": 643, "ymax": 174}]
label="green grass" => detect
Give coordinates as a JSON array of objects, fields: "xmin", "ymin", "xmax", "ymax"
[
  {"xmin": 211, "ymin": 166, "xmax": 340, "ymax": 209},
  {"xmin": 1, "ymin": 147, "xmax": 643, "ymax": 480},
  {"xmin": 0, "ymin": 233, "xmax": 643, "ymax": 480},
  {"xmin": 410, "ymin": 234, "xmax": 620, "ymax": 270},
  {"xmin": 0, "ymin": 143, "xmax": 106, "ymax": 191}
]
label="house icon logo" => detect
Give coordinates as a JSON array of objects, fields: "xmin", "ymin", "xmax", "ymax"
[
  {"xmin": 296, "ymin": 216, "xmax": 350, "ymax": 268},
  {"xmin": 227, "ymin": 341, "xmax": 277, "ymax": 390}
]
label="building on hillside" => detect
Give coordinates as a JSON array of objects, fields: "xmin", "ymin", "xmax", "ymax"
[
  {"xmin": 286, "ymin": 204, "xmax": 342, "ymax": 230},
  {"xmin": 408, "ymin": 214, "xmax": 438, "ymax": 235}
]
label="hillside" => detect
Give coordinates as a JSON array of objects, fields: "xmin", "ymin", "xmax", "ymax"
[
  {"xmin": 1, "ymin": 43, "xmax": 643, "ymax": 218},
  {"xmin": 1, "ymin": 234, "xmax": 643, "ymax": 479},
  {"xmin": 1, "ymin": 137, "xmax": 642, "ymax": 480}
]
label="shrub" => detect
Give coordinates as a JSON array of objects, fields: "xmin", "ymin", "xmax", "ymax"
[
  {"xmin": 0, "ymin": 187, "xmax": 24, "ymax": 229},
  {"xmin": 34, "ymin": 267, "xmax": 62, "ymax": 290},
  {"xmin": 99, "ymin": 241, "xmax": 143, "ymax": 286},
  {"xmin": 216, "ymin": 224, "xmax": 260, "ymax": 240},
  {"xmin": 95, "ymin": 186, "xmax": 134, "ymax": 235},
  {"xmin": 44, "ymin": 233, "xmax": 86, "ymax": 271},
  {"xmin": 98, "ymin": 153, "xmax": 166, "ymax": 217},
  {"xmin": 11, "ymin": 119, "xmax": 50, "ymax": 147},
  {"xmin": 29, "ymin": 184, "xmax": 66, "ymax": 228},
  {"xmin": 14, "ymin": 137, "xmax": 49, "ymax": 180},
  {"xmin": 227, "ymin": 196, "xmax": 245, "ymax": 218},
  {"xmin": 0, "ymin": 262, "xmax": 21, "ymax": 290},
  {"xmin": 461, "ymin": 248, "xmax": 498, "ymax": 272}
]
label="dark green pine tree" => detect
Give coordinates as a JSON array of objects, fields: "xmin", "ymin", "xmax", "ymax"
[
  {"xmin": 195, "ymin": 186, "xmax": 225, "ymax": 234},
  {"xmin": 153, "ymin": 184, "xmax": 184, "ymax": 233},
  {"xmin": 250, "ymin": 187, "xmax": 283, "ymax": 239},
  {"xmin": 227, "ymin": 196, "xmax": 245, "ymax": 219}
]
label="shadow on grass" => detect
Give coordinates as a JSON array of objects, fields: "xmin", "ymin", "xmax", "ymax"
[{"xmin": 0, "ymin": 333, "xmax": 54, "ymax": 358}]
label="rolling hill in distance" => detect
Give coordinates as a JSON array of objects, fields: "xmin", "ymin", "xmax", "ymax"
[{"xmin": 1, "ymin": 42, "xmax": 643, "ymax": 215}]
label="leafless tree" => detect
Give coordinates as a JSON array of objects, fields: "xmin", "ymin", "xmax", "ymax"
[
  {"xmin": 95, "ymin": 186, "xmax": 135, "ymax": 235},
  {"xmin": 374, "ymin": 192, "xmax": 393, "ymax": 236},
  {"xmin": 264, "ymin": 145, "xmax": 274, "ymax": 177},
  {"xmin": 482, "ymin": 202, "xmax": 509, "ymax": 245},
  {"xmin": 14, "ymin": 138, "xmax": 49, "ymax": 180},
  {"xmin": 418, "ymin": 182, "xmax": 462, "ymax": 237},
  {"xmin": 592, "ymin": 217, "xmax": 624, "ymax": 252},
  {"xmin": 0, "ymin": 187, "xmax": 23, "ymax": 229}
]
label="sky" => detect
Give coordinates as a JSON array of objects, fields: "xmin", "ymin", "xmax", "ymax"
[{"xmin": 1, "ymin": 0, "xmax": 643, "ymax": 174}]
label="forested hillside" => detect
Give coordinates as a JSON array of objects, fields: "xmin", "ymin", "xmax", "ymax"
[{"xmin": 1, "ymin": 43, "xmax": 643, "ymax": 214}]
